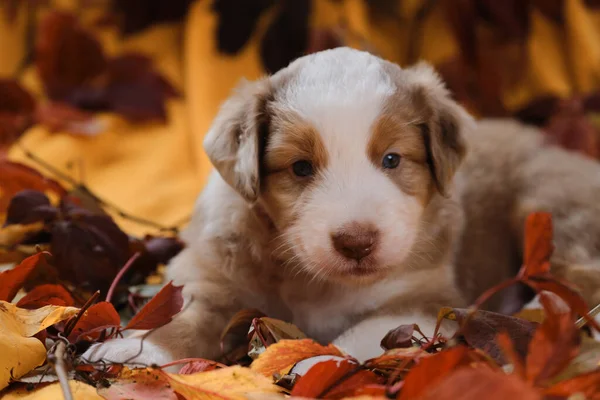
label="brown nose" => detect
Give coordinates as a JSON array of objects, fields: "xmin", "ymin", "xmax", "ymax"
[{"xmin": 331, "ymin": 224, "xmax": 379, "ymax": 261}]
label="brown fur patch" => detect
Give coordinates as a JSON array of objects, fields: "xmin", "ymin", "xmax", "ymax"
[
  {"xmin": 367, "ymin": 113, "xmax": 434, "ymax": 205},
  {"xmin": 260, "ymin": 110, "xmax": 328, "ymax": 229}
]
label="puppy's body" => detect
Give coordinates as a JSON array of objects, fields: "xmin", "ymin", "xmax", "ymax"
[{"xmin": 86, "ymin": 48, "xmax": 600, "ymax": 365}]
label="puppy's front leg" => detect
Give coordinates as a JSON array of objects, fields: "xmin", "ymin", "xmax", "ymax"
[
  {"xmin": 83, "ymin": 285, "xmax": 239, "ymax": 368},
  {"xmin": 333, "ymin": 313, "xmax": 458, "ymax": 362}
]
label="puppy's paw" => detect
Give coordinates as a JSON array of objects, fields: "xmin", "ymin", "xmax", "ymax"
[{"xmin": 82, "ymin": 338, "xmax": 175, "ymax": 369}]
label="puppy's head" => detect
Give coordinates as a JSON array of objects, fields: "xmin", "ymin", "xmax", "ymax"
[{"xmin": 204, "ymin": 48, "xmax": 472, "ymax": 284}]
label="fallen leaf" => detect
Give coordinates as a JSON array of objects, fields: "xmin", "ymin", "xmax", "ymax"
[
  {"xmin": 123, "ymin": 281, "xmax": 183, "ymax": 331},
  {"xmin": 67, "ymin": 301, "xmax": 120, "ymax": 342},
  {"xmin": 50, "ymin": 201, "xmax": 130, "ymax": 292},
  {"xmin": 2, "ymin": 380, "xmax": 102, "ymax": 400},
  {"xmin": 291, "ymin": 358, "xmax": 384, "ymax": 399},
  {"xmin": 417, "ymin": 366, "xmax": 542, "ymax": 400},
  {"xmin": 248, "ymin": 317, "xmax": 308, "ymax": 359},
  {"xmin": 221, "ymin": 308, "xmax": 267, "ymax": 355},
  {"xmin": 440, "ymin": 307, "xmax": 537, "ymax": 364},
  {"xmin": 0, "ymin": 161, "xmax": 67, "ymax": 217},
  {"xmin": 251, "ymin": 339, "xmax": 344, "ymax": 377},
  {"xmin": 0, "ymin": 301, "xmax": 79, "ymax": 389},
  {"xmin": 5, "ymin": 190, "xmax": 58, "ymax": 226},
  {"xmin": 0, "ymin": 252, "xmax": 48, "ymax": 302},
  {"xmin": 380, "ymin": 324, "xmax": 416, "ymax": 350},
  {"xmin": 526, "ymin": 292, "xmax": 580, "ymax": 385},
  {"xmin": 16, "ymin": 284, "xmax": 74, "ymax": 309},
  {"xmin": 521, "ymin": 212, "xmax": 553, "ymax": 277},
  {"xmin": 398, "ymin": 346, "xmax": 482, "ymax": 400},
  {"xmin": 496, "ymin": 332, "xmax": 525, "ymax": 378},
  {"xmin": 544, "ymin": 370, "xmax": 600, "ymax": 399},
  {"xmin": 365, "ymin": 347, "xmax": 430, "ymax": 373},
  {"xmin": 550, "ymin": 334, "xmax": 600, "ymax": 383},
  {"xmin": 112, "ymin": 0, "xmax": 194, "ymax": 36},
  {"xmin": 179, "ymin": 359, "xmax": 223, "ymax": 375},
  {"xmin": 162, "ymin": 365, "xmax": 282, "ymax": 399},
  {"xmin": 98, "ymin": 367, "xmax": 177, "ymax": 400}
]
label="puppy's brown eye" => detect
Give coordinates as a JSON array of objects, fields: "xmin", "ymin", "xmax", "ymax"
[
  {"xmin": 382, "ymin": 153, "xmax": 401, "ymax": 169},
  {"xmin": 292, "ymin": 160, "xmax": 314, "ymax": 177}
]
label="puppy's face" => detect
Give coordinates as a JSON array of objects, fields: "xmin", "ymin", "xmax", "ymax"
[{"xmin": 204, "ymin": 48, "xmax": 471, "ymax": 284}]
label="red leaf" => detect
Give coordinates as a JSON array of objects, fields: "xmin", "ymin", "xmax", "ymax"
[
  {"xmin": 0, "ymin": 252, "xmax": 47, "ymax": 301},
  {"xmin": 16, "ymin": 284, "xmax": 74, "ymax": 309},
  {"xmin": 544, "ymin": 370, "xmax": 600, "ymax": 399},
  {"xmin": 123, "ymin": 281, "xmax": 184, "ymax": 331},
  {"xmin": 521, "ymin": 212, "xmax": 553, "ymax": 277},
  {"xmin": 67, "ymin": 301, "xmax": 121, "ymax": 342},
  {"xmin": 398, "ymin": 346, "xmax": 480, "ymax": 400},
  {"xmin": 290, "ymin": 358, "xmax": 359, "ymax": 398},
  {"xmin": 418, "ymin": 366, "xmax": 542, "ymax": 400},
  {"xmin": 380, "ymin": 324, "xmax": 415, "ymax": 350},
  {"xmin": 5, "ymin": 189, "xmax": 58, "ymax": 226},
  {"xmin": 322, "ymin": 369, "xmax": 385, "ymax": 399},
  {"xmin": 524, "ymin": 274, "xmax": 600, "ymax": 331},
  {"xmin": 0, "ymin": 161, "xmax": 67, "ymax": 215},
  {"xmin": 525, "ymin": 292, "xmax": 580, "ymax": 385},
  {"xmin": 36, "ymin": 10, "xmax": 106, "ymax": 100}
]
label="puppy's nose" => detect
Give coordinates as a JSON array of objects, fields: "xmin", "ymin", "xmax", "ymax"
[{"xmin": 331, "ymin": 224, "xmax": 379, "ymax": 261}]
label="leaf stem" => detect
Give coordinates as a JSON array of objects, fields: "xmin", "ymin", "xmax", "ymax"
[{"xmin": 105, "ymin": 252, "xmax": 141, "ymax": 304}]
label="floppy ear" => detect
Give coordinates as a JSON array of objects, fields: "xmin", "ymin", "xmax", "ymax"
[
  {"xmin": 407, "ymin": 63, "xmax": 474, "ymax": 197},
  {"xmin": 203, "ymin": 78, "xmax": 272, "ymax": 202}
]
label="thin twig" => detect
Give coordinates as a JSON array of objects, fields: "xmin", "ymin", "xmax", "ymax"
[
  {"xmin": 17, "ymin": 143, "xmax": 181, "ymax": 233},
  {"xmin": 576, "ymin": 302, "xmax": 600, "ymax": 329},
  {"xmin": 105, "ymin": 252, "xmax": 141, "ymax": 303},
  {"xmin": 63, "ymin": 290, "xmax": 100, "ymax": 338},
  {"xmin": 50, "ymin": 342, "xmax": 74, "ymax": 400}
]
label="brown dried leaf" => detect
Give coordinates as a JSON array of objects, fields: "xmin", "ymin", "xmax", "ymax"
[{"xmin": 0, "ymin": 79, "xmax": 36, "ymax": 149}]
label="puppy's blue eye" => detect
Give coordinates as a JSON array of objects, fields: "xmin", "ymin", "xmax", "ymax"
[
  {"xmin": 292, "ymin": 160, "xmax": 314, "ymax": 177},
  {"xmin": 382, "ymin": 153, "xmax": 401, "ymax": 169}
]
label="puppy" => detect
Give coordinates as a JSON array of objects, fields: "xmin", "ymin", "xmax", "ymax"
[{"xmin": 85, "ymin": 47, "xmax": 600, "ymax": 366}]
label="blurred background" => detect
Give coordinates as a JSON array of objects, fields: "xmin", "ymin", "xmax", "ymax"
[{"xmin": 2, "ymin": 0, "xmax": 600, "ymax": 238}]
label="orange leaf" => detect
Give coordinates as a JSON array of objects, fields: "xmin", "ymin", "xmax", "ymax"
[
  {"xmin": 525, "ymin": 292, "xmax": 580, "ymax": 385},
  {"xmin": 98, "ymin": 367, "xmax": 177, "ymax": 400},
  {"xmin": 0, "ymin": 252, "xmax": 47, "ymax": 301},
  {"xmin": 123, "ymin": 281, "xmax": 183, "ymax": 331},
  {"xmin": 417, "ymin": 366, "xmax": 542, "ymax": 400},
  {"xmin": 496, "ymin": 332, "xmax": 525, "ymax": 378},
  {"xmin": 521, "ymin": 212, "xmax": 553, "ymax": 277},
  {"xmin": 67, "ymin": 301, "xmax": 120, "ymax": 342},
  {"xmin": 398, "ymin": 346, "xmax": 480, "ymax": 400},
  {"xmin": 250, "ymin": 339, "xmax": 344, "ymax": 377},
  {"xmin": 16, "ymin": 284, "xmax": 74, "ymax": 309},
  {"xmin": 544, "ymin": 370, "xmax": 600, "ymax": 399}
]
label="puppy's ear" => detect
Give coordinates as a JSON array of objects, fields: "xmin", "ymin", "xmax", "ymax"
[
  {"xmin": 407, "ymin": 63, "xmax": 474, "ymax": 197},
  {"xmin": 203, "ymin": 78, "xmax": 272, "ymax": 202}
]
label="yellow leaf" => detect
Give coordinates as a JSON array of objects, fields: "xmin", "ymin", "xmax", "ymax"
[
  {"xmin": 162, "ymin": 365, "xmax": 282, "ymax": 400},
  {"xmin": 0, "ymin": 301, "xmax": 79, "ymax": 390},
  {"xmin": 1, "ymin": 380, "xmax": 101, "ymax": 400},
  {"xmin": 250, "ymin": 339, "xmax": 344, "ymax": 377}
]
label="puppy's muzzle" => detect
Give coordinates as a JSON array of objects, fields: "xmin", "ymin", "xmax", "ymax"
[{"xmin": 330, "ymin": 223, "xmax": 379, "ymax": 261}]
